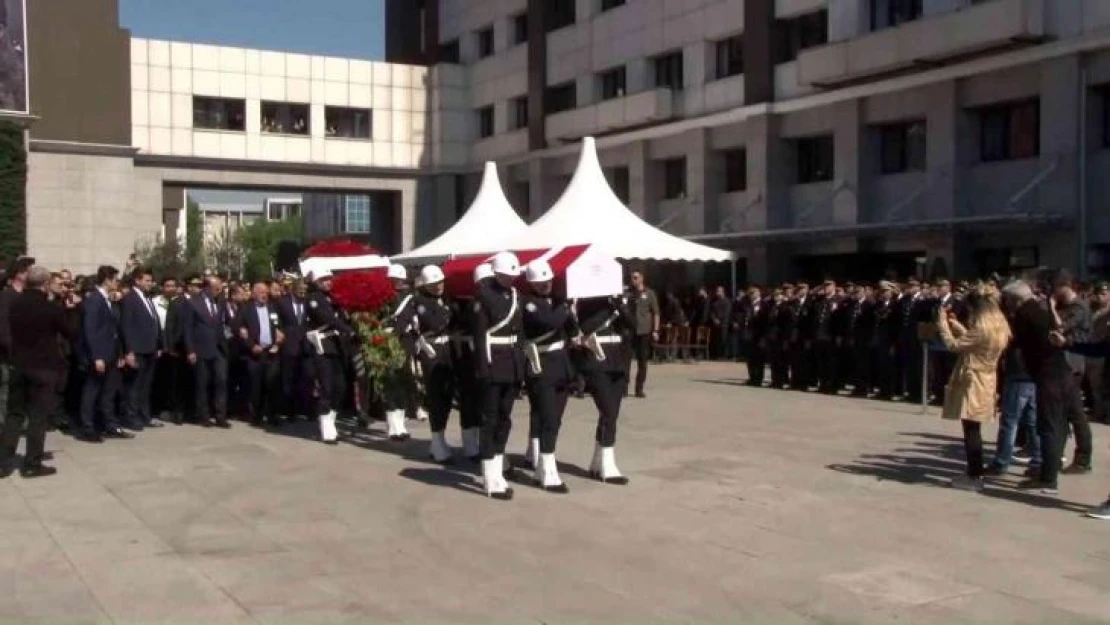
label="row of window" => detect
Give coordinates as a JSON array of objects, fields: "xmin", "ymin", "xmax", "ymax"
[{"xmin": 192, "ymin": 96, "xmax": 373, "ymax": 139}]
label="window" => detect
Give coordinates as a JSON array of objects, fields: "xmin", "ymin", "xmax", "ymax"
[
  {"xmin": 871, "ymin": 0, "xmax": 923, "ymax": 30},
  {"xmin": 266, "ymin": 200, "xmax": 302, "ymax": 222},
  {"xmin": 723, "ymin": 149, "xmax": 747, "ymax": 192},
  {"xmin": 776, "ymin": 10, "xmax": 828, "ymax": 64},
  {"xmin": 477, "ymin": 26, "xmax": 494, "ymax": 58},
  {"xmin": 325, "ymin": 107, "xmax": 372, "ymax": 139},
  {"xmin": 192, "ymin": 97, "xmax": 246, "ymax": 131},
  {"xmin": 438, "ymin": 39, "xmax": 460, "ymax": 63},
  {"xmin": 662, "ymin": 158, "xmax": 686, "ymax": 199},
  {"xmin": 601, "ymin": 0, "xmax": 626, "ymax": 11},
  {"xmin": 545, "ymin": 0, "xmax": 576, "ymax": 32},
  {"xmin": 476, "ymin": 106, "xmax": 495, "ymax": 138},
  {"xmin": 260, "ymin": 101, "xmax": 309, "ymax": 135},
  {"xmin": 545, "ymin": 82, "xmax": 577, "ymax": 114},
  {"xmin": 510, "ymin": 95, "xmax": 529, "ymax": 130},
  {"xmin": 715, "ymin": 34, "xmax": 744, "ymax": 80},
  {"xmin": 343, "ymin": 195, "xmax": 371, "ymax": 234},
  {"xmin": 606, "ymin": 166, "xmax": 630, "ymax": 203},
  {"xmin": 877, "ymin": 121, "xmax": 926, "ymax": 174},
  {"xmin": 512, "ymin": 13, "xmax": 529, "ymax": 45},
  {"xmin": 653, "ymin": 51, "xmax": 684, "ymax": 90},
  {"xmin": 978, "ymin": 100, "xmax": 1039, "ymax": 162},
  {"xmin": 794, "ymin": 135, "xmax": 834, "ymax": 183},
  {"xmin": 598, "ymin": 66, "xmax": 626, "ymax": 100}
]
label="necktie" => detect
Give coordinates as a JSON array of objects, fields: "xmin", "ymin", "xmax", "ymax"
[
  {"xmin": 208, "ymin": 298, "xmax": 216, "ymax": 319},
  {"xmin": 295, "ymin": 300, "xmax": 302, "ymax": 322},
  {"xmin": 144, "ymin": 293, "xmax": 157, "ymax": 319}
]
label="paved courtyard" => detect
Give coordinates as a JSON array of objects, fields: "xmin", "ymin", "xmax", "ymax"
[{"xmin": 3, "ymin": 362, "xmax": 1110, "ymax": 624}]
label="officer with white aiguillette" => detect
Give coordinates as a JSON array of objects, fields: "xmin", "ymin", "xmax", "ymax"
[
  {"xmin": 304, "ymin": 268, "xmax": 354, "ymax": 445},
  {"xmin": 381, "ymin": 263, "xmax": 415, "ymax": 441},
  {"xmin": 407, "ymin": 265, "xmax": 457, "ymax": 463},
  {"xmin": 450, "ymin": 262, "xmax": 494, "ymax": 463}
]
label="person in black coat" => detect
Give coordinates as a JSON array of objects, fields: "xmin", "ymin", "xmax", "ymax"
[
  {"xmin": 120, "ymin": 268, "xmax": 163, "ymax": 431},
  {"xmin": 155, "ymin": 276, "xmax": 188, "ymax": 423},
  {"xmin": 275, "ymin": 278, "xmax": 310, "ymax": 421},
  {"xmin": 183, "ymin": 274, "xmax": 230, "ymax": 428},
  {"xmin": 0, "ymin": 266, "xmax": 79, "ymax": 478},
  {"xmin": 233, "ymin": 282, "xmax": 284, "ymax": 427},
  {"xmin": 77, "ymin": 265, "xmax": 131, "ymax": 442}
]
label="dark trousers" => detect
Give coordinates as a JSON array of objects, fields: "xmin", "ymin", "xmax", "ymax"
[
  {"xmin": 931, "ymin": 351, "xmax": 956, "ymax": 402},
  {"xmin": 1036, "ymin": 375, "xmax": 1092, "ymax": 486},
  {"xmin": 246, "ymin": 354, "xmax": 280, "ymax": 423},
  {"xmin": 850, "ymin": 343, "xmax": 871, "ymax": 395},
  {"xmin": 479, "ymin": 381, "xmax": 516, "ymax": 459},
  {"xmin": 0, "ymin": 363, "xmax": 8, "ymax": 426},
  {"xmin": 872, "ymin": 344, "xmax": 896, "ymax": 398},
  {"xmin": 710, "ymin": 327, "xmax": 729, "ymax": 360},
  {"xmin": 194, "ymin": 355, "xmax": 228, "ymax": 424},
  {"xmin": 586, "ymin": 370, "xmax": 626, "ymax": 447},
  {"xmin": 123, "ymin": 353, "xmax": 157, "ymax": 428},
  {"xmin": 769, "ymin": 345, "xmax": 789, "ymax": 388},
  {"xmin": 79, "ymin": 364, "xmax": 121, "ymax": 433},
  {"xmin": 789, "ymin": 343, "xmax": 810, "ymax": 390},
  {"xmin": 962, "ymin": 419, "xmax": 984, "ymax": 478},
  {"xmin": 746, "ymin": 341, "xmax": 765, "ymax": 385},
  {"xmin": 526, "ymin": 376, "xmax": 569, "ymax": 454},
  {"xmin": 311, "ymin": 354, "xmax": 346, "ymax": 416},
  {"xmin": 815, "ymin": 340, "xmax": 837, "ymax": 393},
  {"xmin": 899, "ymin": 339, "xmax": 924, "ymax": 401},
  {"xmin": 456, "ymin": 365, "xmax": 483, "ymax": 431},
  {"xmin": 228, "ymin": 355, "xmax": 249, "ymax": 418},
  {"xmin": 1, "ymin": 368, "xmax": 58, "ymax": 466},
  {"xmin": 280, "ymin": 354, "xmax": 310, "ymax": 417},
  {"xmin": 425, "ymin": 364, "xmax": 455, "ymax": 433}
]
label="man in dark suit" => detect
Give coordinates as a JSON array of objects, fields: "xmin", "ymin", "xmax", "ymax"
[
  {"xmin": 0, "ymin": 256, "xmax": 32, "ymax": 427},
  {"xmin": 0, "ymin": 266, "xmax": 79, "ymax": 478},
  {"xmin": 276, "ymin": 278, "xmax": 309, "ymax": 420},
  {"xmin": 233, "ymin": 281, "xmax": 285, "ymax": 426},
  {"xmin": 77, "ymin": 265, "xmax": 131, "ymax": 442},
  {"xmin": 184, "ymin": 274, "xmax": 230, "ymax": 428},
  {"xmin": 120, "ymin": 268, "xmax": 163, "ymax": 431}
]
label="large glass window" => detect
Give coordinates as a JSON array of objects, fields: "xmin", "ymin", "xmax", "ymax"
[
  {"xmin": 715, "ymin": 34, "xmax": 744, "ymax": 80},
  {"xmin": 261, "ymin": 101, "xmax": 309, "ymax": 135},
  {"xmin": 794, "ymin": 135, "xmax": 834, "ymax": 183},
  {"xmin": 723, "ymin": 148, "xmax": 747, "ymax": 192},
  {"xmin": 598, "ymin": 66, "xmax": 626, "ymax": 100},
  {"xmin": 977, "ymin": 100, "xmax": 1039, "ymax": 162},
  {"xmin": 438, "ymin": 39, "xmax": 460, "ymax": 64},
  {"xmin": 510, "ymin": 95, "xmax": 529, "ymax": 130},
  {"xmin": 545, "ymin": 0, "xmax": 575, "ymax": 32},
  {"xmin": 476, "ymin": 26, "xmax": 494, "ymax": 58},
  {"xmin": 877, "ymin": 121, "xmax": 926, "ymax": 174},
  {"xmin": 545, "ymin": 82, "xmax": 577, "ymax": 114},
  {"xmin": 266, "ymin": 200, "xmax": 302, "ymax": 221},
  {"xmin": 871, "ymin": 0, "xmax": 923, "ymax": 30},
  {"xmin": 476, "ymin": 105, "xmax": 495, "ymax": 138},
  {"xmin": 193, "ymin": 96, "xmax": 246, "ymax": 131},
  {"xmin": 653, "ymin": 51, "xmax": 684, "ymax": 90},
  {"xmin": 512, "ymin": 13, "xmax": 529, "ymax": 45},
  {"xmin": 325, "ymin": 107, "xmax": 372, "ymax": 139},
  {"xmin": 662, "ymin": 158, "xmax": 687, "ymax": 199},
  {"xmin": 776, "ymin": 10, "xmax": 828, "ymax": 64},
  {"xmin": 344, "ymin": 195, "xmax": 371, "ymax": 234}
]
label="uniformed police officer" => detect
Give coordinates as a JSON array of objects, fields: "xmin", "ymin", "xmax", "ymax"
[
  {"xmin": 573, "ymin": 293, "xmax": 634, "ymax": 485},
  {"xmin": 452, "ymin": 262, "xmax": 493, "ymax": 463},
  {"xmin": 520, "ymin": 259, "xmax": 576, "ymax": 493},
  {"xmin": 304, "ymin": 268, "xmax": 354, "ymax": 445},
  {"xmin": 382, "ymin": 263, "xmax": 415, "ymax": 441},
  {"xmin": 471, "ymin": 252, "xmax": 525, "ymax": 500},
  {"xmin": 406, "ymin": 265, "xmax": 456, "ymax": 463}
]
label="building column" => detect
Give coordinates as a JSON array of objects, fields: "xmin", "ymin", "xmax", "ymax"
[
  {"xmin": 832, "ymin": 99, "xmax": 863, "ymax": 226},
  {"xmin": 683, "ymin": 128, "xmax": 713, "ymax": 235},
  {"xmin": 527, "ymin": 158, "xmax": 548, "ymax": 221},
  {"xmin": 162, "ymin": 184, "xmax": 187, "ymax": 244},
  {"xmin": 742, "ymin": 112, "xmax": 790, "ymax": 283},
  {"xmin": 1039, "ymin": 55, "xmax": 1080, "ymax": 217},
  {"xmin": 925, "ymin": 80, "xmax": 958, "ymax": 221}
]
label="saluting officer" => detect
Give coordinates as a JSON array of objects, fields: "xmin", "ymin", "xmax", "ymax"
[
  {"xmin": 520, "ymin": 259, "xmax": 576, "ymax": 493},
  {"xmin": 471, "ymin": 252, "xmax": 525, "ymax": 500},
  {"xmin": 812, "ymin": 280, "xmax": 839, "ymax": 394},
  {"xmin": 407, "ymin": 265, "xmax": 457, "ymax": 463},
  {"xmin": 304, "ymin": 268, "xmax": 354, "ymax": 445},
  {"xmin": 573, "ymin": 292, "xmax": 635, "ymax": 485},
  {"xmin": 382, "ymin": 263, "xmax": 415, "ymax": 441},
  {"xmin": 451, "ymin": 263, "xmax": 493, "ymax": 463}
]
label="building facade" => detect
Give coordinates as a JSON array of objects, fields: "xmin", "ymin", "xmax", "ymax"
[{"xmin": 387, "ymin": 0, "xmax": 1110, "ymax": 283}]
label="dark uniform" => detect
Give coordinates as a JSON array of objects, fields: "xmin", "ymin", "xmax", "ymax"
[
  {"xmin": 304, "ymin": 286, "xmax": 353, "ymax": 430},
  {"xmin": 896, "ymin": 290, "xmax": 928, "ymax": 402},
  {"xmin": 844, "ymin": 293, "xmax": 873, "ymax": 396},
  {"xmin": 740, "ymin": 295, "xmax": 765, "ymax": 385},
  {"xmin": 870, "ymin": 295, "xmax": 898, "ymax": 400},
  {"xmin": 471, "ymin": 280, "xmax": 525, "ymax": 461},
  {"xmin": 450, "ymin": 292, "xmax": 483, "ymax": 459},
  {"xmin": 786, "ymin": 291, "xmax": 811, "ymax": 390},
  {"xmin": 522, "ymin": 292, "xmax": 576, "ymax": 461},
  {"xmin": 768, "ymin": 293, "xmax": 792, "ymax": 388},
  {"xmin": 383, "ymin": 291, "xmax": 417, "ymax": 440},
  {"xmin": 408, "ymin": 292, "xmax": 455, "ymax": 451},
  {"xmin": 574, "ymin": 295, "xmax": 634, "ymax": 484},
  {"xmin": 812, "ymin": 293, "xmax": 839, "ymax": 394}
]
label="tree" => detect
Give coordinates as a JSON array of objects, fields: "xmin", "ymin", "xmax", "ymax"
[
  {"xmin": 205, "ymin": 224, "xmax": 245, "ymax": 280},
  {"xmin": 185, "ymin": 199, "xmax": 203, "ymax": 268},
  {"xmin": 0, "ymin": 120, "xmax": 26, "ymax": 261},
  {"xmin": 134, "ymin": 234, "xmax": 201, "ymax": 281},
  {"xmin": 237, "ymin": 215, "xmax": 304, "ymax": 282}
]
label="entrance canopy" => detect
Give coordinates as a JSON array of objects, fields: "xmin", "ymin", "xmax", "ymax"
[
  {"xmin": 505, "ymin": 137, "xmax": 735, "ymax": 262},
  {"xmin": 392, "ymin": 162, "xmax": 528, "ymax": 265},
  {"xmin": 442, "ymin": 245, "xmax": 623, "ymax": 299}
]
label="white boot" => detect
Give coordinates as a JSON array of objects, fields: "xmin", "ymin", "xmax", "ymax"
[
  {"xmin": 524, "ymin": 437, "xmax": 540, "ymax": 469},
  {"xmin": 416, "ymin": 407, "xmax": 429, "ymax": 422},
  {"xmin": 318, "ymin": 411, "xmax": 338, "ymax": 444},
  {"xmin": 493, "ymin": 454, "xmax": 514, "ymax": 494},
  {"xmin": 538, "ymin": 453, "xmax": 568, "ymax": 493},
  {"xmin": 461, "ymin": 428, "xmax": 480, "ymax": 459},
  {"xmin": 386, "ymin": 410, "xmax": 410, "ymax": 441},
  {"xmin": 589, "ymin": 443, "xmax": 603, "ymax": 476},
  {"xmin": 428, "ymin": 430, "xmax": 453, "ymax": 463},
  {"xmin": 482, "ymin": 456, "xmax": 512, "ymax": 500},
  {"xmin": 599, "ymin": 447, "xmax": 629, "ymax": 485}
]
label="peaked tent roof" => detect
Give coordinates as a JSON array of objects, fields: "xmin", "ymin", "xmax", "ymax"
[
  {"xmin": 505, "ymin": 137, "xmax": 735, "ymax": 262},
  {"xmin": 392, "ymin": 162, "xmax": 529, "ymax": 264}
]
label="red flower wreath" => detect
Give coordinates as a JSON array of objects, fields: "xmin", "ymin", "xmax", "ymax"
[
  {"xmin": 302, "ymin": 238, "xmax": 378, "ymax": 259},
  {"xmin": 330, "ymin": 269, "xmax": 395, "ymax": 315}
]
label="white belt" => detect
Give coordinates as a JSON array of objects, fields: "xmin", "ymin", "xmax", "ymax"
[
  {"xmin": 536, "ymin": 341, "xmax": 565, "ymax": 353},
  {"xmin": 595, "ymin": 335, "xmax": 622, "ymax": 344},
  {"xmin": 429, "ymin": 335, "xmax": 450, "ymax": 345},
  {"xmin": 488, "ymin": 335, "xmax": 517, "ymax": 346}
]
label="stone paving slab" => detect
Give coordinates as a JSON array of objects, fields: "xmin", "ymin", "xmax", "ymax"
[{"xmin": 1, "ymin": 362, "xmax": 1110, "ymax": 623}]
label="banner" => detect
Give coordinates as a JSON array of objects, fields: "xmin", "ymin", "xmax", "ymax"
[{"xmin": 0, "ymin": 0, "xmax": 26, "ymax": 114}]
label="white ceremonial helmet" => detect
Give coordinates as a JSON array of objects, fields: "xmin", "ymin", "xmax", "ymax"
[
  {"xmin": 419, "ymin": 264, "xmax": 445, "ymax": 286},
  {"xmin": 387, "ymin": 264, "xmax": 408, "ymax": 281},
  {"xmin": 473, "ymin": 263, "xmax": 494, "ymax": 283},
  {"xmin": 525, "ymin": 259, "xmax": 554, "ymax": 283},
  {"xmin": 310, "ymin": 268, "xmax": 333, "ymax": 282},
  {"xmin": 490, "ymin": 251, "xmax": 521, "ymax": 277}
]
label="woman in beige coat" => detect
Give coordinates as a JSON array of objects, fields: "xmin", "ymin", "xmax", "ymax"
[{"xmin": 936, "ymin": 284, "xmax": 1011, "ymax": 492}]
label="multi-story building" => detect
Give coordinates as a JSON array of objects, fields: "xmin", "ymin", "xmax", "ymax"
[{"xmin": 387, "ymin": 0, "xmax": 1110, "ymax": 283}]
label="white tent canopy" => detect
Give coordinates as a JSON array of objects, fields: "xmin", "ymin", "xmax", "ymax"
[
  {"xmin": 392, "ymin": 162, "xmax": 528, "ymax": 265},
  {"xmin": 505, "ymin": 137, "xmax": 735, "ymax": 262}
]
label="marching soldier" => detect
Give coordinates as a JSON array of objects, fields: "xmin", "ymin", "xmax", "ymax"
[
  {"xmin": 382, "ymin": 263, "xmax": 415, "ymax": 441},
  {"xmin": 471, "ymin": 252, "xmax": 525, "ymax": 500},
  {"xmin": 520, "ymin": 259, "xmax": 576, "ymax": 493},
  {"xmin": 406, "ymin": 265, "xmax": 456, "ymax": 463},
  {"xmin": 304, "ymin": 269, "xmax": 354, "ymax": 445},
  {"xmin": 450, "ymin": 263, "xmax": 493, "ymax": 463},
  {"xmin": 573, "ymin": 292, "xmax": 635, "ymax": 485}
]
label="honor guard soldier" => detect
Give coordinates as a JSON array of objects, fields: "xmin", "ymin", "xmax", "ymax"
[
  {"xmin": 471, "ymin": 252, "xmax": 525, "ymax": 500},
  {"xmin": 452, "ymin": 263, "xmax": 494, "ymax": 462},
  {"xmin": 407, "ymin": 265, "xmax": 457, "ymax": 463},
  {"xmin": 304, "ymin": 268, "xmax": 354, "ymax": 445},
  {"xmin": 573, "ymin": 293, "xmax": 635, "ymax": 485},
  {"xmin": 382, "ymin": 263, "xmax": 415, "ymax": 441},
  {"xmin": 519, "ymin": 259, "xmax": 576, "ymax": 493}
]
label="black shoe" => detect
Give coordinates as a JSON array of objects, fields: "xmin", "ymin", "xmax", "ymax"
[
  {"xmin": 389, "ymin": 433, "xmax": 411, "ymax": 442},
  {"xmin": 542, "ymin": 483, "xmax": 570, "ymax": 494},
  {"xmin": 490, "ymin": 488, "xmax": 514, "ymax": 501},
  {"xmin": 39, "ymin": 452, "xmax": 54, "ymax": 462},
  {"xmin": 635, "ymin": 391, "xmax": 646, "ymax": 398},
  {"xmin": 103, "ymin": 428, "xmax": 134, "ymax": 440},
  {"xmin": 1061, "ymin": 463, "xmax": 1092, "ymax": 475},
  {"xmin": 214, "ymin": 419, "xmax": 231, "ymax": 429},
  {"xmin": 76, "ymin": 430, "xmax": 103, "ymax": 443},
  {"xmin": 0, "ymin": 465, "xmax": 12, "ymax": 479},
  {"xmin": 601, "ymin": 476, "xmax": 630, "ymax": 486},
  {"xmin": 504, "ymin": 466, "xmax": 526, "ymax": 484},
  {"xmin": 323, "ymin": 439, "xmax": 339, "ymax": 446},
  {"xmin": 20, "ymin": 464, "xmax": 57, "ymax": 479}
]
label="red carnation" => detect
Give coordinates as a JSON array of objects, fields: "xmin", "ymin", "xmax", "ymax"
[
  {"xmin": 330, "ymin": 270, "xmax": 396, "ymax": 314},
  {"xmin": 371, "ymin": 334, "xmax": 386, "ymax": 347},
  {"xmin": 302, "ymin": 238, "xmax": 378, "ymax": 259}
]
